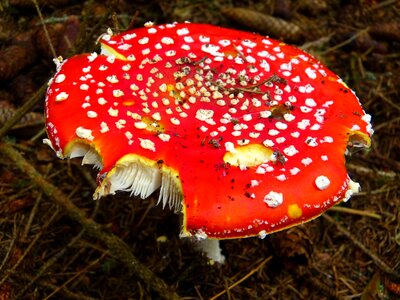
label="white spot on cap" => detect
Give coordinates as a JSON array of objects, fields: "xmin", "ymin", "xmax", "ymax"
[
  {"xmin": 122, "ymin": 64, "xmax": 131, "ymax": 71},
  {"xmin": 276, "ymin": 137, "xmax": 286, "ymax": 144},
  {"xmin": 298, "ymin": 84, "xmax": 315, "ymax": 93},
  {"xmin": 276, "ymin": 174, "xmax": 287, "ymax": 181},
  {"xmin": 300, "ymin": 106, "xmax": 313, "ymax": 113},
  {"xmin": 310, "ymin": 124, "xmax": 321, "ymax": 130},
  {"xmin": 115, "ymin": 119, "xmax": 126, "ymax": 129},
  {"xmin": 161, "ymin": 37, "xmax": 174, "ymax": 45},
  {"xmin": 291, "ymin": 76, "xmax": 300, "ymax": 83},
  {"xmin": 79, "ymin": 83, "xmax": 89, "ymax": 91},
  {"xmin": 118, "ymin": 44, "xmax": 131, "ymax": 51},
  {"xmin": 130, "ymin": 84, "xmax": 139, "ymax": 91},
  {"xmin": 264, "ymin": 191, "xmax": 283, "ymax": 208},
  {"xmin": 284, "ymin": 114, "xmax": 295, "ymax": 122},
  {"xmin": 177, "ymin": 28, "xmax": 189, "ymax": 35},
  {"xmin": 315, "ymin": 175, "xmax": 330, "ymax": 190},
  {"xmin": 283, "ymin": 145, "xmax": 299, "ymax": 156},
  {"xmin": 159, "ymin": 83, "xmax": 167, "ymax": 92},
  {"xmin": 134, "ymin": 121, "xmax": 147, "ymax": 129},
  {"xmin": 291, "ymin": 132, "xmax": 300, "ymax": 138},
  {"xmin": 305, "ymin": 98, "xmax": 317, "ymax": 107},
  {"xmin": 75, "ymin": 127, "xmax": 94, "ymax": 141},
  {"xmin": 55, "ymin": 74, "xmax": 65, "ymax": 83},
  {"xmin": 290, "ymin": 167, "xmax": 300, "ymax": 175},
  {"xmin": 256, "ymin": 166, "xmax": 267, "ymax": 174},
  {"xmin": 165, "ymin": 50, "xmax": 176, "ymax": 57},
  {"xmin": 297, "ymin": 119, "xmax": 310, "ymax": 130},
  {"xmin": 152, "ymin": 112, "xmax": 161, "ymax": 121},
  {"xmin": 87, "ymin": 111, "xmax": 97, "ymax": 118},
  {"xmin": 125, "ymin": 131, "xmax": 133, "ymax": 140},
  {"xmin": 138, "ymin": 37, "xmax": 149, "ymax": 44},
  {"xmin": 275, "ymin": 122, "xmax": 288, "ymax": 130},
  {"xmin": 225, "ymin": 142, "xmax": 236, "ymax": 154},
  {"xmin": 184, "ymin": 36, "xmax": 194, "ymax": 43},
  {"xmin": 113, "ymin": 90, "xmax": 124, "ymax": 97},
  {"xmin": 280, "ymin": 62, "xmax": 292, "ymax": 71},
  {"xmin": 268, "ymin": 129, "xmax": 279, "ymax": 136},
  {"xmin": 106, "ymin": 75, "xmax": 119, "ymax": 84},
  {"xmin": 343, "ymin": 179, "xmax": 361, "ymax": 202},
  {"xmin": 88, "ymin": 52, "xmax": 98, "ymax": 62},
  {"xmin": 305, "ymin": 67, "xmax": 317, "ymax": 79},
  {"xmin": 322, "ymin": 136, "xmax": 334, "ymax": 143},
  {"xmin": 199, "ymin": 35, "xmax": 210, "ymax": 43},
  {"xmin": 361, "ymin": 114, "xmax": 371, "ymax": 123},
  {"xmin": 158, "ymin": 133, "xmax": 171, "ymax": 142},
  {"xmin": 108, "ymin": 107, "xmax": 118, "ymax": 117},
  {"xmin": 249, "ymin": 132, "xmax": 260, "ymax": 138},
  {"xmin": 196, "ymin": 109, "xmax": 214, "ymax": 121},
  {"xmin": 258, "ymin": 230, "xmax": 267, "ymax": 239},
  {"xmin": 170, "ymin": 117, "xmax": 180, "ymax": 125},
  {"xmin": 139, "ymin": 138, "xmax": 155, "ymax": 152},
  {"xmin": 306, "ymin": 137, "xmax": 318, "ymax": 147},
  {"xmin": 100, "ymin": 122, "xmax": 109, "ymax": 133},
  {"xmin": 55, "ymin": 92, "xmax": 69, "ymax": 102},
  {"xmin": 201, "ymin": 44, "xmax": 222, "ymax": 57},
  {"xmin": 98, "ymin": 98, "xmax": 107, "ymax": 105},
  {"xmin": 263, "ymin": 139, "xmax": 274, "ymax": 147},
  {"xmin": 106, "ymin": 55, "xmax": 115, "ymax": 64}
]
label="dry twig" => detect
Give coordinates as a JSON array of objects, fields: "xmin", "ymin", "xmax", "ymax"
[{"xmin": 210, "ymin": 256, "xmax": 272, "ymax": 300}]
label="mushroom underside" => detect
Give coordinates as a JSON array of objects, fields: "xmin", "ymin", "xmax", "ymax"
[{"xmin": 67, "ymin": 142, "xmax": 183, "ymax": 212}]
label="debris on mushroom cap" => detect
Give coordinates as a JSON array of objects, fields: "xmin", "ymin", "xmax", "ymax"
[{"xmin": 44, "ymin": 22, "xmax": 373, "ymax": 241}]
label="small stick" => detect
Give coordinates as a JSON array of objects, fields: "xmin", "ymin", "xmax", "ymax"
[
  {"xmin": 323, "ymin": 28, "xmax": 370, "ymax": 54},
  {"xmin": 210, "ymin": 256, "xmax": 273, "ymax": 300},
  {"xmin": 233, "ymin": 44, "xmax": 249, "ymax": 63},
  {"xmin": 31, "ymin": 0, "xmax": 57, "ymax": 58},
  {"xmin": 21, "ymin": 192, "xmax": 43, "ymax": 242},
  {"xmin": 346, "ymin": 163, "xmax": 397, "ymax": 180},
  {"xmin": 329, "ymin": 206, "xmax": 382, "ymax": 220}
]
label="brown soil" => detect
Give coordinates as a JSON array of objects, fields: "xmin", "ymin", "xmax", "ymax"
[{"xmin": 0, "ymin": 0, "xmax": 399, "ymax": 299}]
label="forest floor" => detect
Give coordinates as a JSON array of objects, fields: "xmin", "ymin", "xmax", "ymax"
[{"xmin": 0, "ymin": 0, "xmax": 399, "ymax": 299}]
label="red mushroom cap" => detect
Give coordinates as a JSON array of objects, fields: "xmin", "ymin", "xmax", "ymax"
[{"xmin": 44, "ymin": 22, "xmax": 373, "ymax": 239}]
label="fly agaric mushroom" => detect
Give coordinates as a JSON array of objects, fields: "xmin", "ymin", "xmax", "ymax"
[{"xmin": 44, "ymin": 22, "xmax": 373, "ymax": 263}]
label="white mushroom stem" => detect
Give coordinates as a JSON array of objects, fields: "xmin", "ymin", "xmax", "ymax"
[{"xmin": 194, "ymin": 239, "xmax": 225, "ymax": 264}]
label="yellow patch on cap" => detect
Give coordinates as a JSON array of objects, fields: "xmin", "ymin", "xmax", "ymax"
[
  {"xmin": 288, "ymin": 204, "xmax": 302, "ymax": 219},
  {"xmin": 223, "ymin": 144, "xmax": 273, "ymax": 168}
]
